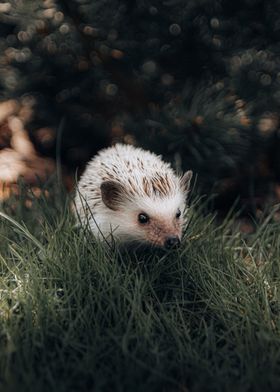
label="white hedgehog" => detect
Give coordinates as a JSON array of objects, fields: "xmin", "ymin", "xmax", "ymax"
[{"xmin": 75, "ymin": 144, "xmax": 192, "ymax": 249}]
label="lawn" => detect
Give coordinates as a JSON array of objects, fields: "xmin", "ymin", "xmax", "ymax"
[{"xmin": 0, "ymin": 186, "xmax": 280, "ymax": 392}]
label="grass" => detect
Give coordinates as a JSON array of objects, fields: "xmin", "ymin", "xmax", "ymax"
[{"xmin": 0, "ymin": 185, "xmax": 280, "ymax": 391}]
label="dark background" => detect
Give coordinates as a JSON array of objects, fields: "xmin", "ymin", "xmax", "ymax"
[{"xmin": 1, "ymin": 0, "xmax": 280, "ymax": 217}]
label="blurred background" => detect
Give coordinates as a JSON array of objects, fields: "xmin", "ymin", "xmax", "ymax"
[{"xmin": 1, "ymin": 0, "xmax": 280, "ymax": 223}]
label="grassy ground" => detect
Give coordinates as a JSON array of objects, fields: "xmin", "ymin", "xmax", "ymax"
[{"xmin": 0, "ymin": 186, "xmax": 280, "ymax": 392}]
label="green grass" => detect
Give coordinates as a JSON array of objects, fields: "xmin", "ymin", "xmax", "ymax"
[{"xmin": 0, "ymin": 186, "xmax": 280, "ymax": 392}]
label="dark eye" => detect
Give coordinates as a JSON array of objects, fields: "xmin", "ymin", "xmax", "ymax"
[
  {"xmin": 176, "ymin": 209, "xmax": 181, "ymax": 219},
  {"xmin": 138, "ymin": 213, "xmax": 150, "ymax": 224}
]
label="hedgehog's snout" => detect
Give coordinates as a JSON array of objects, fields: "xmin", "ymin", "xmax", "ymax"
[{"xmin": 164, "ymin": 235, "xmax": 181, "ymax": 250}]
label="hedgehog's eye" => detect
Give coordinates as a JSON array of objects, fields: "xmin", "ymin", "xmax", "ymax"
[
  {"xmin": 138, "ymin": 213, "xmax": 150, "ymax": 224},
  {"xmin": 176, "ymin": 209, "xmax": 181, "ymax": 219}
]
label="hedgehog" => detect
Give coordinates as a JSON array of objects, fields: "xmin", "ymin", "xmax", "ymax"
[{"xmin": 74, "ymin": 144, "xmax": 193, "ymax": 249}]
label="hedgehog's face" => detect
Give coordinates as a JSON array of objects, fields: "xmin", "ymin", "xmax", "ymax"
[
  {"xmin": 100, "ymin": 171, "xmax": 192, "ymax": 249},
  {"xmin": 134, "ymin": 202, "xmax": 185, "ymax": 249}
]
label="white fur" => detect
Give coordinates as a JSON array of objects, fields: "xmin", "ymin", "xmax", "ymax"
[{"xmin": 74, "ymin": 144, "xmax": 190, "ymax": 243}]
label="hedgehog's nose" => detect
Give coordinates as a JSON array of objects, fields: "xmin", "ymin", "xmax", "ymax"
[{"xmin": 164, "ymin": 236, "xmax": 180, "ymax": 249}]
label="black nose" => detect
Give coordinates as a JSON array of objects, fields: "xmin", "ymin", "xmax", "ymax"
[{"xmin": 164, "ymin": 236, "xmax": 181, "ymax": 249}]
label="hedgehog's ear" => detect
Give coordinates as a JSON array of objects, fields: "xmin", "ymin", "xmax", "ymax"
[
  {"xmin": 100, "ymin": 181, "xmax": 125, "ymax": 211},
  {"xmin": 180, "ymin": 170, "xmax": 193, "ymax": 194}
]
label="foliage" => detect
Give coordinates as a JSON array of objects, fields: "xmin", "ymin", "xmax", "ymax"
[
  {"xmin": 1, "ymin": 1, "xmax": 280, "ymax": 208},
  {"xmin": 0, "ymin": 189, "xmax": 280, "ymax": 391}
]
